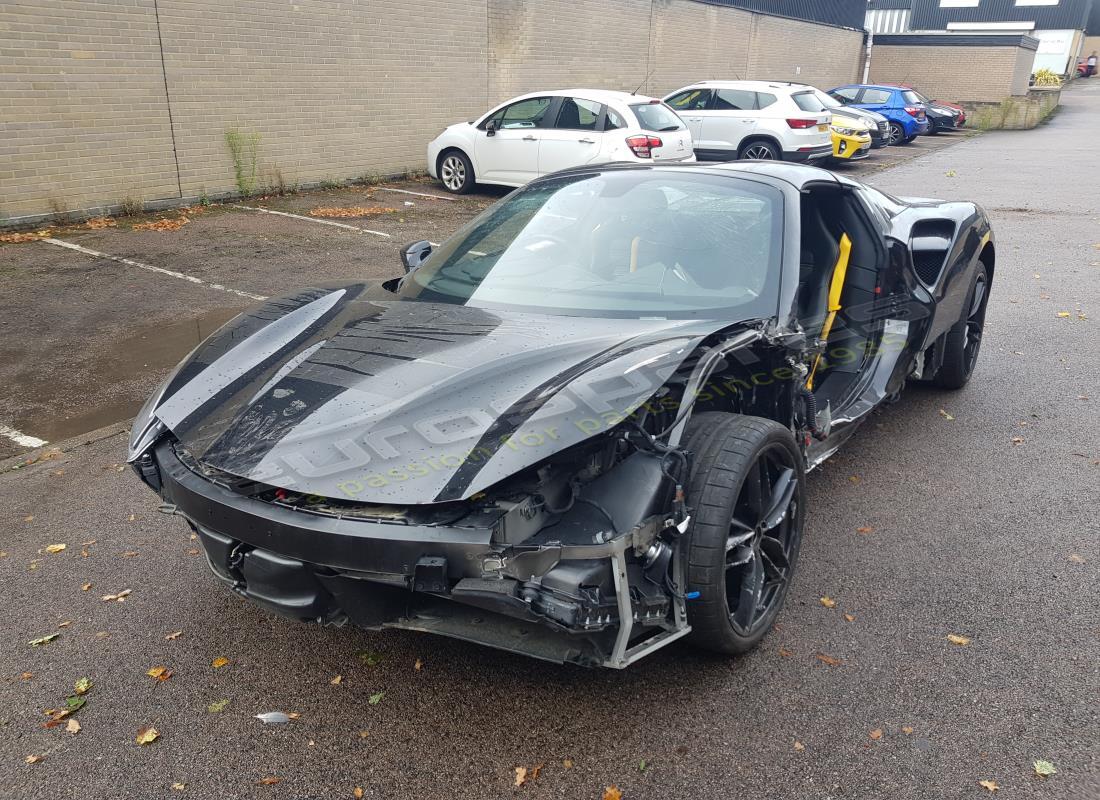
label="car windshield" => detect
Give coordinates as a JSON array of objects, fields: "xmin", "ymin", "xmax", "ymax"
[
  {"xmin": 630, "ymin": 102, "xmax": 685, "ymax": 132},
  {"xmin": 397, "ymin": 172, "xmax": 783, "ymax": 320}
]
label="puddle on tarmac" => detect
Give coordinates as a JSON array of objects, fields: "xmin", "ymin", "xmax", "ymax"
[{"xmin": 12, "ymin": 306, "xmax": 245, "ymax": 444}]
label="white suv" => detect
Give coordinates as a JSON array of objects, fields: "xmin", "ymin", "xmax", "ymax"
[
  {"xmin": 662, "ymin": 80, "xmax": 832, "ymax": 163},
  {"xmin": 427, "ymin": 90, "xmax": 695, "ymax": 194}
]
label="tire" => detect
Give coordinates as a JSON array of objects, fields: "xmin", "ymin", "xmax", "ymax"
[
  {"xmin": 904, "ymin": 134, "xmax": 918, "ymax": 144},
  {"xmin": 887, "ymin": 122, "xmax": 906, "ymax": 146},
  {"xmin": 438, "ymin": 150, "xmax": 475, "ymax": 194},
  {"xmin": 738, "ymin": 140, "xmax": 781, "ymax": 161},
  {"xmin": 934, "ymin": 263, "xmax": 989, "ymax": 390},
  {"xmin": 681, "ymin": 412, "xmax": 805, "ymax": 655}
]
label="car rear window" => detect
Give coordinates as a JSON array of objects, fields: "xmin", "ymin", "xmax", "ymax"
[
  {"xmin": 791, "ymin": 92, "xmax": 826, "ymax": 112},
  {"xmin": 630, "ymin": 102, "xmax": 684, "ymax": 132},
  {"xmin": 901, "ymin": 90, "xmax": 923, "ymax": 105}
]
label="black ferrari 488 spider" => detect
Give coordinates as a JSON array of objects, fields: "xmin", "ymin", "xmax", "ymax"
[{"xmin": 130, "ymin": 162, "xmax": 993, "ymax": 668}]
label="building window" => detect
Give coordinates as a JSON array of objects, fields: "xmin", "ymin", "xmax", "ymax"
[
  {"xmin": 939, "ymin": 0, "xmax": 979, "ymax": 7},
  {"xmin": 1014, "ymin": 0, "xmax": 1058, "ymax": 6}
]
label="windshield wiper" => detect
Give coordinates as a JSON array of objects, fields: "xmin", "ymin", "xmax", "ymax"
[{"xmin": 658, "ymin": 125, "xmax": 681, "ymax": 132}]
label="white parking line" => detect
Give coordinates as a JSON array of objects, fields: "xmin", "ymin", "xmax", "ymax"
[
  {"xmin": 42, "ymin": 239, "xmax": 267, "ymax": 301},
  {"xmin": 374, "ymin": 187, "xmax": 455, "ymax": 202},
  {"xmin": 234, "ymin": 205, "xmax": 391, "ymax": 238},
  {"xmin": 0, "ymin": 425, "xmax": 47, "ymax": 449}
]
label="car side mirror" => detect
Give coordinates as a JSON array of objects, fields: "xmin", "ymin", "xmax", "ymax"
[
  {"xmin": 400, "ymin": 240, "xmax": 432, "ymax": 273},
  {"xmin": 485, "ymin": 119, "xmax": 498, "ymax": 137}
]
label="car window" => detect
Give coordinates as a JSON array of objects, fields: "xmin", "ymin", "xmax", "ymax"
[
  {"xmin": 756, "ymin": 92, "xmax": 777, "ymax": 110},
  {"xmin": 399, "ymin": 172, "xmax": 784, "ymax": 320},
  {"xmin": 901, "ymin": 90, "xmax": 923, "ymax": 105},
  {"xmin": 554, "ymin": 97, "xmax": 603, "ymax": 130},
  {"xmin": 604, "ymin": 107, "xmax": 626, "ymax": 131},
  {"xmin": 861, "ymin": 89, "xmax": 892, "ymax": 105},
  {"xmin": 630, "ymin": 102, "xmax": 684, "ymax": 132},
  {"xmin": 665, "ymin": 89, "xmax": 711, "ymax": 112},
  {"xmin": 816, "ymin": 90, "xmax": 841, "ymax": 109},
  {"xmin": 714, "ymin": 88, "xmax": 757, "ymax": 111},
  {"xmin": 492, "ymin": 97, "xmax": 554, "ymax": 129},
  {"xmin": 830, "ymin": 87, "xmax": 859, "ymax": 103},
  {"xmin": 791, "ymin": 92, "xmax": 826, "ymax": 113}
]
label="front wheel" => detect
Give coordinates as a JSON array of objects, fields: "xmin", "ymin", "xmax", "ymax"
[
  {"xmin": 738, "ymin": 140, "xmax": 781, "ymax": 161},
  {"xmin": 934, "ymin": 263, "xmax": 989, "ymax": 389},
  {"xmin": 438, "ymin": 150, "xmax": 475, "ymax": 194},
  {"xmin": 682, "ymin": 413, "xmax": 805, "ymax": 655}
]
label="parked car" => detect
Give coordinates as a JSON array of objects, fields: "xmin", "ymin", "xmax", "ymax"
[
  {"xmin": 933, "ymin": 100, "xmax": 967, "ymax": 128},
  {"xmin": 427, "ymin": 90, "xmax": 694, "ymax": 194},
  {"xmin": 810, "ymin": 87, "xmax": 891, "ymax": 148},
  {"xmin": 829, "ymin": 114, "xmax": 873, "ymax": 161},
  {"xmin": 828, "ymin": 84, "xmax": 930, "ymax": 145},
  {"xmin": 886, "ymin": 86, "xmax": 963, "ymax": 132},
  {"xmin": 129, "ymin": 161, "xmax": 995, "ymax": 668},
  {"xmin": 662, "ymin": 80, "xmax": 832, "ymax": 163}
]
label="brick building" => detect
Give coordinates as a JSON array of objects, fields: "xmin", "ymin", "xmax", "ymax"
[{"xmin": 1, "ymin": 0, "xmax": 868, "ymax": 223}]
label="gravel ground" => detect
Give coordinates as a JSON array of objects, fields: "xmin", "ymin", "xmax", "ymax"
[{"xmin": 0, "ymin": 88, "xmax": 1096, "ymax": 800}]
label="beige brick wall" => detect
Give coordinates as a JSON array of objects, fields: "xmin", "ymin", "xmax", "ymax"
[
  {"xmin": 869, "ymin": 44, "xmax": 1036, "ymax": 103},
  {"xmin": 0, "ymin": 0, "xmax": 180, "ymax": 218},
  {"xmin": 1, "ymin": 0, "xmax": 864, "ymax": 222}
]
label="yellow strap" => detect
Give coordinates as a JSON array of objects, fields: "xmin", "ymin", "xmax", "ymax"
[{"xmin": 806, "ymin": 233, "xmax": 852, "ymax": 391}]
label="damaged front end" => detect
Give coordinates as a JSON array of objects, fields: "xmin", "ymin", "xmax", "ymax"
[{"xmin": 140, "ymin": 418, "xmax": 694, "ymax": 668}]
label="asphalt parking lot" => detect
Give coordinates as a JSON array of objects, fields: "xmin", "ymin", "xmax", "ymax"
[{"xmin": 1, "ymin": 94, "xmax": 1096, "ymax": 800}]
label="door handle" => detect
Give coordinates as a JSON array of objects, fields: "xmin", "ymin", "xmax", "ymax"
[
  {"xmin": 522, "ymin": 135, "xmax": 537, "ymax": 141},
  {"xmin": 686, "ymin": 117, "xmax": 702, "ymax": 122},
  {"xmin": 578, "ymin": 138, "xmax": 596, "ymax": 144}
]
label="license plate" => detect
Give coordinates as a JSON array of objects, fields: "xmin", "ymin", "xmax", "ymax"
[{"xmin": 818, "ymin": 124, "xmax": 828, "ymax": 132}]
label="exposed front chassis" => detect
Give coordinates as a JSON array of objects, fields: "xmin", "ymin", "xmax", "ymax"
[{"xmin": 150, "ymin": 440, "xmax": 692, "ymax": 669}]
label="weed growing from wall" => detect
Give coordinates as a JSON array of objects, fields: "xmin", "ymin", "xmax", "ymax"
[{"xmin": 225, "ymin": 129, "xmax": 261, "ymax": 197}]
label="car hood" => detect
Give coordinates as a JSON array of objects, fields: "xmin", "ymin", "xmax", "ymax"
[{"xmin": 149, "ymin": 283, "xmax": 740, "ymax": 504}]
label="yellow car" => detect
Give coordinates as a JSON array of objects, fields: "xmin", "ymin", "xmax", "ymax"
[{"xmin": 830, "ymin": 114, "xmax": 872, "ymax": 161}]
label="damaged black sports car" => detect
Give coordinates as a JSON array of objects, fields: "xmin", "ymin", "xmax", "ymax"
[{"xmin": 130, "ymin": 162, "xmax": 993, "ymax": 668}]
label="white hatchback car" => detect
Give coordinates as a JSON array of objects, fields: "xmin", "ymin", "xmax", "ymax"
[
  {"xmin": 662, "ymin": 80, "xmax": 832, "ymax": 163},
  {"xmin": 427, "ymin": 90, "xmax": 695, "ymax": 194}
]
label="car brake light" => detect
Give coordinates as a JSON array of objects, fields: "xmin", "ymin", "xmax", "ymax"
[
  {"xmin": 625, "ymin": 135, "xmax": 663, "ymax": 158},
  {"xmin": 904, "ymin": 106, "xmax": 920, "ymax": 117},
  {"xmin": 786, "ymin": 118, "xmax": 817, "ymax": 129}
]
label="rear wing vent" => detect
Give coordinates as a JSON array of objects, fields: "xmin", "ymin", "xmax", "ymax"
[{"xmin": 909, "ymin": 219, "xmax": 956, "ymax": 286}]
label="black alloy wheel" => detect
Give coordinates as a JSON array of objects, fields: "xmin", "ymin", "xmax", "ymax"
[
  {"xmin": 934, "ymin": 263, "xmax": 989, "ymax": 389},
  {"xmin": 682, "ymin": 413, "xmax": 805, "ymax": 655}
]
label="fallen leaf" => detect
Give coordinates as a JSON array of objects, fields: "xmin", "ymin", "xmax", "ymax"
[
  {"xmin": 29, "ymin": 633, "xmax": 59, "ymax": 647},
  {"xmin": 359, "ymin": 651, "xmax": 383, "ymax": 666},
  {"xmin": 171, "ymin": 784, "xmax": 186, "ymax": 791},
  {"xmin": 254, "ymin": 711, "xmax": 291, "ymax": 724},
  {"xmin": 308, "ymin": 206, "xmax": 397, "ymax": 218},
  {"xmin": 211, "ymin": 656, "xmax": 229, "ymax": 668},
  {"xmin": 81, "ymin": 539, "xmax": 96, "ymax": 546},
  {"xmin": 778, "ymin": 647, "xmax": 794, "ymax": 657},
  {"xmin": 1011, "ymin": 436, "xmax": 1025, "ymax": 445},
  {"xmin": 354, "ymin": 788, "xmax": 364, "ymax": 799},
  {"xmin": 979, "ymin": 780, "xmax": 999, "ymax": 792},
  {"xmin": 856, "ymin": 526, "xmax": 874, "ymax": 535},
  {"xmin": 793, "ymin": 740, "xmax": 805, "ymax": 751},
  {"xmin": 414, "ymin": 658, "xmax": 423, "ymax": 671},
  {"xmin": 848, "ymin": 475, "xmax": 861, "ymax": 484},
  {"xmin": 20, "ymin": 672, "xmax": 33, "ymax": 680},
  {"xmin": 562, "ymin": 759, "xmax": 573, "ymax": 769},
  {"xmin": 25, "ymin": 754, "xmax": 44, "ymax": 764},
  {"xmin": 135, "ymin": 726, "xmax": 160, "ymax": 745},
  {"xmin": 939, "ymin": 409, "xmax": 955, "ymax": 421},
  {"xmin": 844, "ymin": 613, "xmax": 856, "ymax": 622},
  {"xmin": 133, "ymin": 217, "xmax": 189, "ymax": 232},
  {"xmin": 945, "ymin": 170, "xmax": 956, "ymax": 177},
  {"xmin": 947, "ymin": 634, "xmax": 971, "ymax": 646},
  {"xmin": 603, "ymin": 787, "xmax": 623, "ymax": 800},
  {"xmin": 638, "ymin": 760, "xmax": 647, "ymax": 772},
  {"xmin": 122, "ymin": 551, "xmax": 139, "ymax": 558},
  {"xmin": 1033, "ymin": 759, "xmax": 1057, "ymax": 777},
  {"xmin": 368, "ymin": 692, "xmax": 384, "ymax": 705},
  {"xmin": 514, "ymin": 766, "xmax": 528, "ymax": 787},
  {"xmin": 286, "ymin": 712, "xmax": 301, "ymax": 719},
  {"xmin": 186, "ymin": 548, "xmax": 200, "ymax": 555},
  {"xmin": 330, "ymin": 675, "xmax": 343, "ymax": 685},
  {"xmin": 1056, "ymin": 311, "xmax": 1071, "ymax": 318},
  {"xmin": 902, "ymin": 726, "xmax": 914, "ymax": 735},
  {"xmin": 869, "ymin": 728, "xmax": 883, "ymax": 740},
  {"xmin": 81, "ymin": 582, "xmax": 92, "ymax": 591},
  {"xmin": 66, "ymin": 718, "xmax": 81, "ymax": 734},
  {"xmin": 820, "ymin": 596, "xmax": 836, "ymax": 608},
  {"xmin": 128, "ymin": 514, "xmax": 136, "ymax": 522},
  {"xmin": 146, "ymin": 666, "xmax": 172, "ymax": 681},
  {"xmin": 45, "ymin": 543, "xmax": 67, "ymax": 553},
  {"xmin": 58, "ymin": 621, "xmax": 71, "ymax": 628},
  {"xmin": 24, "ymin": 516, "xmax": 34, "ymax": 522},
  {"xmin": 257, "ymin": 777, "xmax": 281, "ymax": 785},
  {"xmin": 814, "ymin": 653, "xmax": 842, "ymax": 666},
  {"xmin": 207, "ymin": 699, "xmax": 229, "ymax": 713},
  {"xmin": 73, "ymin": 677, "xmax": 92, "ymax": 695},
  {"xmin": 165, "ymin": 631, "xmax": 182, "ymax": 640},
  {"xmin": 358, "ymin": 730, "xmax": 370, "ymax": 739},
  {"xmin": 101, "ymin": 589, "xmax": 132, "ymax": 602},
  {"xmin": 83, "ymin": 216, "xmax": 117, "ymax": 229},
  {"xmin": 1068, "ymin": 554, "xmax": 1086, "ymax": 564}
]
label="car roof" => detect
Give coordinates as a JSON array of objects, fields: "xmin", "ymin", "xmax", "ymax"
[
  {"xmin": 500, "ymin": 88, "xmax": 661, "ymax": 105},
  {"xmin": 837, "ymin": 84, "xmax": 905, "ymax": 92},
  {"xmin": 671, "ymin": 80, "xmax": 816, "ymax": 93}
]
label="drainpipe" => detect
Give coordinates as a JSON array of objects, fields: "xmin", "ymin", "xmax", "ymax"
[{"xmin": 863, "ymin": 29, "xmax": 873, "ymax": 84}]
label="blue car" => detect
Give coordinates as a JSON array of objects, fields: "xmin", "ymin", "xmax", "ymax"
[{"xmin": 827, "ymin": 84, "xmax": 930, "ymax": 146}]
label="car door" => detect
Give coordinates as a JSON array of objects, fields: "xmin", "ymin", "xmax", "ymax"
[
  {"xmin": 853, "ymin": 88, "xmax": 892, "ymax": 114},
  {"xmin": 474, "ymin": 96, "xmax": 556, "ymax": 185},
  {"xmin": 698, "ymin": 88, "xmax": 760, "ymax": 157},
  {"xmin": 663, "ymin": 88, "xmax": 712, "ymax": 145},
  {"xmin": 537, "ymin": 97, "xmax": 606, "ymax": 176}
]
